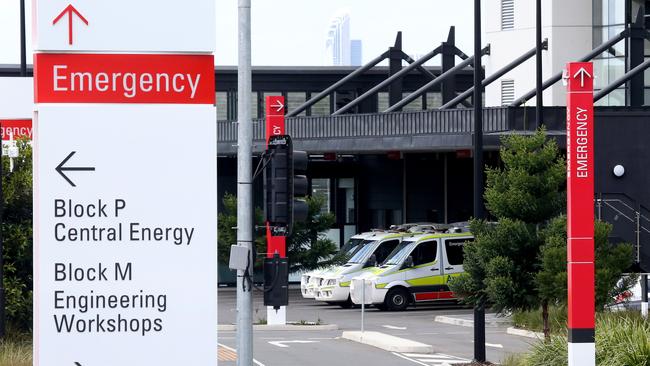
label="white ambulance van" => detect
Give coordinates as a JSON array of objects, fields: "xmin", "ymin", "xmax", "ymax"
[
  {"xmin": 300, "ymin": 232, "xmax": 372, "ymax": 299},
  {"xmin": 313, "ymin": 231, "xmax": 404, "ymax": 307},
  {"xmin": 350, "ymin": 231, "xmax": 473, "ymax": 310}
]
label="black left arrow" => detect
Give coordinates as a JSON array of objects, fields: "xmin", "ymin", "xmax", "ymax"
[{"xmin": 55, "ymin": 151, "xmax": 95, "ymax": 187}]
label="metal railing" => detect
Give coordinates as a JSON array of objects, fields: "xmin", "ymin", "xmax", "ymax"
[
  {"xmin": 217, "ymin": 107, "xmax": 511, "ymax": 143},
  {"xmin": 596, "ymin": 193, "xmax": 650, "ymax": 263}
]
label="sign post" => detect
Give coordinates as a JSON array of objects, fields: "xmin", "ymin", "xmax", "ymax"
[
  {"xmin": 265, "ymin": 95, "xmax": 287, "ymax": 325},
  {"xmin": 566, "ymin": 62, "xmax": 595, "ymax": 366},
  {"xmin": 33, "ymin": 2, "xmax": 217, "ymax": 365}
]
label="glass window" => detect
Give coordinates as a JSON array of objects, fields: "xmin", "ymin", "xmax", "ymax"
[
  {"xmin": 339, "ymin": 178, "xmax": 355, "ymax": 224},
  {"xmin": 607, "ymin": 0, "xmax": 625, "ymax": 25},
  {"xmin": 401, "ymin": 93, "xmax": 424, "ymax": 111},
  {"xmin": 287, "ymin": 92, "xmax": 307, "ymax": 117},
  {"xmin": 311, "ymin": 95, "xmax": 330, "ymax": 116},
  {"xmin": 348, "ymin": 240, "xmax": 377, "ymax": 263},
  {"xmin": 311, "ymin": 178, "xmax": 330, "ymax": 214},
  {"xmin": 216, "ymin": 92, "xmax": 228, "ymax": 121},
  {"xmin": 341, "ymin": 238, "xmax": 365, "ymax": 255},
  {"xmin": 378, "ymin": 92, "xmax": 389, "ymax": 112},
  {"xmin": 251, "ymin": 92, "xmax": 259, "ymax": 119},
  {"xmin": 411, "ymin": 240, "xmax": 438, "ymax": 266},
  {"xmin": 426, "ymin": 92, "xmax": 442, "ymax": 109},
  {"xmin": 384, "ymin": 240, "xmax": 416, "ymax": 266},
  {"xmin": 373, "ymin": 240, "xmax": 400, "ymax": 264},
  {"xmin": 445, "ymin": 238, "xmax": 470, "ymax": 265}
]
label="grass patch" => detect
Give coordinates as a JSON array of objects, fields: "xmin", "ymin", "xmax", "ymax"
[
  {"xmin": 0, "ymin": 332, "xmax": 31, "ymax": 366},
  {"xmin": 511, "ymin": 306, "xmax": 567, "ymax": 335},
  {"xmin": 519, "ymin": 311, "xmax": 650, "ymax": 366}
]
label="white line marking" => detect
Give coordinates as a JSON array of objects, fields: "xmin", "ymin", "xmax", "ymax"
[
  {"xmin": 217, "ymin": 343, "xmax": 266, "ymax": 366},
  {"xmin": 268, "ymin": 340, "xmax": 319, "ymax": 348},
  {"xmin": 486, "ymin": 342, "xmax": 504, "ymax": 348},
  {"xmin": 391, "ymin": 352, "xmax": 430, "ymax": 366},
  {"xmin": 383, "ymin": 324, "xmax": 407, "ymax": 330},
  {"xmin": 404, "ymin": 353, "xmax": 453, "ymax": 359}
]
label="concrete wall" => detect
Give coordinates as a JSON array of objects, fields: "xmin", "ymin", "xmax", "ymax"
[{"xmin": 484, "ymin": 0, "xmax": 593, "ymax": 107}]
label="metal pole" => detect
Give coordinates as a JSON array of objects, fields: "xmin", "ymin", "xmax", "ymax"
[
  {"xmin": 535, "ymin": 0, "xmax": 543, "ymax": 128},
  {"xmin": 236, "ymin": 0, "xmax": 254, "ymax": 365},
  {"xmin": 473, "ymin": 0, "xmax": 486, "ymax": 362},
  {"xmin": 383, "ymin": 47, "xmax": 489, "ymax": 113},
  {"xmin": 440, "ymin": 44, "xmax": 541, "ymax": 109},
  {"xmin": 286, "ymin": 51, "xmax": 389, "ymax": 117},
  {"xmin": 594, "ymin": 57, "xmax": 650, "ymax": 102},
  {"xmin": 20, "ymin": 0, "xmax": 26, "ymax": 77},
  {"xmin": 511, "ymin": 30, "xmax": 627, "ymax": 107},
  {"xmin": 0, "ymin": 122, "xmax": 4, "ymax": 338},
  {"xmin": 641, "ymin": 274, "xmax": 648, "ymax": 318},
  {"xmin": 332, "ymin": 45, "xmax": 444, "ymax": 116},
  {"xmin": 361, "ymin": 280, "xmax": 365, "ymax": 333}
]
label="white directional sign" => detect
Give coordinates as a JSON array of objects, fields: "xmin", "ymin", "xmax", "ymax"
[
  {"xmin": 33, "ymin": 1, "xmax": 217, "ymax": 365},
  {"xmin": 33, "ymin": 0, "xmax": 216, "ymax": 52}
]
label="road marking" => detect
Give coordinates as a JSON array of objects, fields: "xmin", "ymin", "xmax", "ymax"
[
  {"xmin": 217, "ymin": 343, "xmax": 265, "ymax": 366},
  {"xmin": 383, "ymin": 324, "xmax": 407, "ymax": 330},
  {"xmin": 470, "ymin": 340, "xmax": 504, "ymax": 348},
  {"xmin": 268, "ymin": 340, "xmax": 319, "ymax": 348},
  {"xmin": 393, "ymin": 352, "xmax": 470, "ymax": 366}
]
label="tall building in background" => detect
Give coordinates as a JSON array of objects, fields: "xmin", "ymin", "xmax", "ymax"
[
  {"xmin": 325, "ymin": 11, "xmax": 351, "ymax": 66},
  {"xmin": 351, "ymin": 40, "xmax": 363, "ymax": 66}
]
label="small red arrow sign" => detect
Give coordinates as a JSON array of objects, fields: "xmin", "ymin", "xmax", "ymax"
[{"xmin": 52, "ymin": 4, "xmax": 88, "ymax": 45}]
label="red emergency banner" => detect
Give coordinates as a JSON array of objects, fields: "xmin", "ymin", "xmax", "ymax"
[
  {"xmin": 265, "ymin": 95, "xmax": 286, "ymax": 146},
  {"xmin": 566, "ymin": 62, "xmax": 595, "ymax": 341},
  {"xmin": 265, "ymin": 96, "xmax": 287, "ymax": 257},
  {"xmin": 34, "ymin": 53, "xmax": 215, "ymax": 104},
  {"xmin": 0, "ymin": 119, "xmax": 33, "ymax": 141}
]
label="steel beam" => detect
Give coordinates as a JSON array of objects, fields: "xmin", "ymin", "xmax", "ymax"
[
  {"xmin": 594, "ymin": 57, "xmax": 650, "ymax": 102},
  {"xmin": 440, "ymin": 42, "xmax": 543, "ymax": 109},
  {"xmin": 510, "ymin": 30, "xmax": 628, "ymax": 107},
  {"xmin": 286, "ymin": 51, "xmax": 389, "ymax": 117},
  {"xmin": 383, "ymin": 45, "xmax": 489, "ymax": 113}
]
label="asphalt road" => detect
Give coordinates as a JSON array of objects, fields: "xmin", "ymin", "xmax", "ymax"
[{"xmin": 217, "ymin": 287, "xmax": 537, "ymax": 366}]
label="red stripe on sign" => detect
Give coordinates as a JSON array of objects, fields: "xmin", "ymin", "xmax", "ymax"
[
  {"xmin": 0, "ymin": 120, "xmax": 32, "ymax": 141},
  {"xmin": 414, "ymin": 292, "xmax": 437, "ymax": 301},
  {"xmin": 34, "ymin": 54, "xmax": 215, "ymax": 104}
]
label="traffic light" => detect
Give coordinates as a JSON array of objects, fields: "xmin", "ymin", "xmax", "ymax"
[{"xmin": 265, "ymin": 135, "xmax": 308, "ymax": 234}]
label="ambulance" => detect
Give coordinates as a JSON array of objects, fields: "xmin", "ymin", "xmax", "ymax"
[
  {"xmin": 349, "ymin": 230, "xmax": 473, "ymax": 311},
  {"xmin": 313, "ymin": 231, "xmax": 405, "ymax": 307},
  {"xmin": 300, "ymin": 232, "xmax": 372, "ymax": 299}
]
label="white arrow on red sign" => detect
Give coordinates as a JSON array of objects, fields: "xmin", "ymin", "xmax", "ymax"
[
  {"xmin": 52, "ymin": 4, "xmax": 88, "ymax": 45},
  {"xmin": 573, "ymin": 67, "xmax": 592, "ymax": 88},
  {"xmin": 271, "ymin": 100, "xmax": 284, "ymax": 112}
]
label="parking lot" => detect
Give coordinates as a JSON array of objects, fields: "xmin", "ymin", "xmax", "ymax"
[{"xmin": 218, "ymin": 287, "xmax": 537, "ymax": 366}]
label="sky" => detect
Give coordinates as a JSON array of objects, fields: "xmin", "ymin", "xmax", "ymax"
[{"xmin": 0, "ymin": 0, "xmax": 474, "ymax": 66}]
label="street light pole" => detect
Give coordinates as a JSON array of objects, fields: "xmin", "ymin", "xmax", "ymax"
[
  {"xmin": 535, "ymin": 0, "xmax": 543, "ymax": 128},
  {"xmin": 20, "ymin": 0, "xmax": 27, "ymax": 77},
  {"xmin": 473, "ymin": 0, "xmax": 486, "ymax": 362},
  {"xmin": 236, "ymin": 0, "xmax": 254, "ymax": 365}
]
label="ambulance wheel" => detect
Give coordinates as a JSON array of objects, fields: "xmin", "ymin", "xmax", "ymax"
[
  {"xmin": 339, "ymin": 296, "xmax": 354, "ymax": 309},
  {"xmin": 385, "ymin": 287, "xmax": 410, "ymax": 311}
]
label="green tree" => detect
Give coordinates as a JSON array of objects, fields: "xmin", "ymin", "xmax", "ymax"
[
  {"xmin": 217, "ymin": 193, "xmax": 265, "ymax": 267},
  {"xmin": 1, "ymin": 139, "xmax": 34, "ymax": 331},
  {"xmin": 217, "ymin": 193, "xmax": 337, "ymax": 273},
  {"xmin": 286, "ymin": 194, "xmax": 337, "ymax": 273},
  {"xmin": 537, "ymin": 216, "xmax": 636, "ymax": 312},
  {"xmin": 450, "ymin": 129, "xmax": 566, "ymax": 339}
]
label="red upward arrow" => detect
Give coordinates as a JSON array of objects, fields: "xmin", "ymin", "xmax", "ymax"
[{"xmin": 52, "ymin": 4, "xmax": 88, "ymax": 45}]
